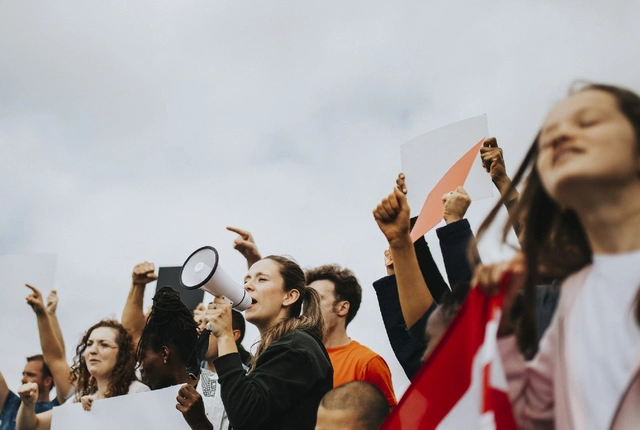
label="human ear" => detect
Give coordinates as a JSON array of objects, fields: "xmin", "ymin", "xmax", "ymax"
[
  {"xmin": 44, "ymin": 376, "xmax": 53, "ymax": 390},
  {"xmin": 161, "ymin": 346, "xmax": 170, "ymax": 363},
  {"xmin": 232, "ymin": 329, "xmax": 241, "ymax": 343},
  {"xmin": 336, "ymin": 301, "xmax": 350, "ymax": 318},
  {"xmin": 283, "ymin": 289, "xmax": 300, "ymax": 307}
]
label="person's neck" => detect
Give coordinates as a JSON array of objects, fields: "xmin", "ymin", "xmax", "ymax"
[
  {"xmin": 95, "ymin": 377, "xmax": 110, "ymax": 399},
  {"xmin": 573, "ymin": 182, "xmax": 640, "ymax": 254},
  {"xmin": 323, "ymin": 324, "xmax": 351, "ymax": 349},
  {"xmin": 37, "ymin": 389, "xmax": 50, "ymax": 403},
  {"xmin": 171, "ymin": 365, "xmax": 198, "ymax": 387},
  {"xmin": 206, "ymin": 361, "xmax": 216, "ymax": 373}
]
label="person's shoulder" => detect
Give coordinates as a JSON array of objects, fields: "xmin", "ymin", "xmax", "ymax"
[
  {"xmin": 274, "ymin": 329, "xmax": 325, "ymax": 355},
  {"xmin": 128, "ymin": 380, "xmax": 150, "ymax": 394},
  {"xmin": 1, "ymin": 389, "xmax": 20, "ymax": 415},
  {"xmin": 34, "ymin": 398, "xmax": 59, "ymax": 414},
  {"xmin": 558, "ymin": 264, "xmax": 593, "ymax": 301},
  {"xmin": 347, "ymin": 340, "xmax": 382, "ymax": 360}
]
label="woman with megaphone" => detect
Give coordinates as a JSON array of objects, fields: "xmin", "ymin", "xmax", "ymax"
[{"xmin": 206, "ymin": 255, "xmax": 333, "ymax": 430}]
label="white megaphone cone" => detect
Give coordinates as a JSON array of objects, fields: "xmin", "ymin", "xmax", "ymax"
[{"xmin": 179, "ymin": 246, "xmax": 252, "ymax": 311}]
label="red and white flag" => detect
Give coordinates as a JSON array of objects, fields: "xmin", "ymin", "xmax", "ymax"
[{"xmin": 382, "ymin": 284, "xmax": 516, "ymax": 430}]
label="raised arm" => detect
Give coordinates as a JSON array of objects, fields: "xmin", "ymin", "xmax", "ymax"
[
  {"xmin": 121, "ymin": 262, "xmax": 157, "ymax": 346},
  {"xmin": 45, "ymin": 291, "xmax": 66, "ymax": 357},
  {"xmin": 437, "ymin": 186, "xmax": 480, "ymax": 286},
  {"xmin": 373, "ymin": 174, "xmax": 434, "ymax": 328},
  {"xmin": 25, "ymin": 285, "xmax": 72, "ymax": 404},
  {"xmin": 16, "ymin": 383, "xmax": 52, "ymax": 430},
  {"xmin": 372, "ymin": 252, "xmax": 426, "ymax": 379},
  {"xmin": 480, "ymin": 137, "xmax": 522, "ymax": 237},
  {"xmin": 226, "ymin": 227, "xmax": 262, "ymax": 269}
]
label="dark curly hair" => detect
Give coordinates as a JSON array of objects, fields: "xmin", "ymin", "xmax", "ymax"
[
  {"xmin": 70, "ymin": 319, "xmax": 137, "ymax": 400},
  {"xmin": 136, "ymin": 287, "xmax": 200, "ymax": 376},
  {"xmin": 305, "ymin": 264, "xmax": 362, "ymax": 327}
]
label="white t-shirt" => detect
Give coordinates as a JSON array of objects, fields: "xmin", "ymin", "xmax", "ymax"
[
  {"xmin": 567, "ymin": 250, "xmax": 640, "ymax": 430},
  {"xmin": 65, "ymin": 379, "xmax": 150, "ymax": 403},
  {"xmin": 197, "ymin": 369, "xmax": 229, "ymax": 430}
]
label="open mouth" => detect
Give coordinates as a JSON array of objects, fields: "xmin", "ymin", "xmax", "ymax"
[
  {"xmin": 251, "ymin": 298, "xmax": 257, "ymax": 304},
  {"xmin": 552, "ymin": 147, "xmax": 582, "ymax": 165}
]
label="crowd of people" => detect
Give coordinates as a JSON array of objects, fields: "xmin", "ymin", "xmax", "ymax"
[{"xmin": 1, "ymin": 82, "xmax": 640, "ymax": 429}]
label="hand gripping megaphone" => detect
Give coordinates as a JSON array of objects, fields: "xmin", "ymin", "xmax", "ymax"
[{"xmin": 179, "ymin": 246, "xmax": 252, "ymax": 311}]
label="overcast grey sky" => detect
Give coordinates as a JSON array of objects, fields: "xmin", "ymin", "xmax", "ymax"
[{"xmin": 2, "ymin": 0, "xmax": 640, "ymax": 396}]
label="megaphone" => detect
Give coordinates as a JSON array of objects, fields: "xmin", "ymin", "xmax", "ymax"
[{"xmin": 179, "ymin": 246, "xmax": 252, "ymax": 311}]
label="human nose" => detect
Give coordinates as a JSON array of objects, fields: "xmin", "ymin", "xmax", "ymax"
[
  {"xmin": 244, "ymin": 279, "xmax": 255, "ymax": 292},
  {"xmin": 543, "ymin": 124, "xmax": 575, "ymax": 151}
]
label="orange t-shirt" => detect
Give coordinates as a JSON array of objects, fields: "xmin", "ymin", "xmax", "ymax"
[{"xmin": 326, "ymin": 340, "xmax": 397, "ymax": 407}]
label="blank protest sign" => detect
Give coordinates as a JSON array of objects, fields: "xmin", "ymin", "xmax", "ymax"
[{"xmin": 400, "ymin": 114, "xmax": 493, "ymax": 219}]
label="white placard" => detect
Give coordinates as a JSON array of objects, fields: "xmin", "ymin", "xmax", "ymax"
[
  {"xmin": 52, "ymin": 386, "xmax": 191, "ymax": 429},
  {"xmin": 401, "ymin": 115, "xmax": 493, "ymax": 217}
]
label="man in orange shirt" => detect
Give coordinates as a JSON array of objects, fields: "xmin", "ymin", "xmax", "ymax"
[{"xmin": 306, "ymin": 265, "xmax": 397, "ymax": 407}]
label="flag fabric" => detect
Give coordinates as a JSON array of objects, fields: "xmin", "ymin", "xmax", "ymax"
[{"xmin": 381, "ymin": 284, "xmax": 516, "ymax": 430}]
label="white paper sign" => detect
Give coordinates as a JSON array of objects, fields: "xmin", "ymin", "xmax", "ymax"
[
  {"xmin": 52, "ymin": 386, "xmax": 191, "ymax": 430},
  {"xmin": 401, "ymin": 114, "xmax": 493, "ymax": 217},
  {"xmin": 0, "ymin": 254, "xmax": 57, "ymax": 392}
]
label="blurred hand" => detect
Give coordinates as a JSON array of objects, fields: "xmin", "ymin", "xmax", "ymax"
[
  {"xmin": 25, "ymin": 284, "xmax": 47, "ymax": 316},
  {"xmin": 176, "ymin": 384, "xmax": 212, "ymax": 430},
  {"xmin": 132, "ymin": 262, "xmax": 158, "ymax": 286},
  {"xmin": 442, "ymin": 186, "xmax": 472, "ymax": 224},
  {"xmin": 472, "ymin": 253, "xmax": 526, "ymax": 337},
  {"xmin": 193, "ymin": 303, "xmax": 207, "ymax": 335},
  {"xmin": 373, "ymin": 173, "xmax": 411, "ymax": 247},
  {"xmin": 18, "ymin": 382, "xmax": 39, "ymax": 407},
  {"xmin": 384, "ymin": 249, "xmax": 394, "ymax": 276},
  {"xmin": 81, "ymin": 395, "xmax": 96, "ymax": 411},
  {"xmin": 205, "ymin": 298, "xmax": 234, "ymax": 339},
  {"xmin": 480, "ymin": 137, "xmax": 508, "ymax": 182},
  {"xmin": 226, "ymin": 226, "xmax": 262, "ymax": 267},
  {"xmin": 46, "ymin": 290, "xmax": 59, "ymax": 314}
]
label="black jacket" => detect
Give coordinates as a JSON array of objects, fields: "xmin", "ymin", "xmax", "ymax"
[{"xmin": 214, "ymin": 329, "xmax": 333, "ymax": 430}]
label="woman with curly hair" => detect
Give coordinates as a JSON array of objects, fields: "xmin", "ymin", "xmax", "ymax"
[{"xmin": 16, "ymin": 319, "xmax": 148, "ymax": 430}]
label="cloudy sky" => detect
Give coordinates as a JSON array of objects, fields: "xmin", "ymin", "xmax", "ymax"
[{"xmin": 2, "ymin": 0, "xmax": 640, "ymax": 397}]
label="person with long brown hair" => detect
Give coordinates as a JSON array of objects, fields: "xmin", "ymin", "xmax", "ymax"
[
  {"xmin": 205, "ymin": 255, "xmax": 333, "ymax": 430},
  {"xmin": 475, "ymin": 83, "xmax": 640, "ymax": 428},
  {"xmin": 16, "ymin": 319, "xmax": 148, "ymax": 430}
]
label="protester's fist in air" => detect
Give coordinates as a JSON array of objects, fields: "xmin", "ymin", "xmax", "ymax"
[
  {"xmin": 18, "ymin": 382, "xmax": 39, "ymax": 407},
  {"xmin": 25, "ymin": 284, "xmax": 47, "ymax": 316},
  {"xmin": 442, "ymin": 186, "xmax": 472, "ymax": 224},
  {"xmin": 132, "ymin": 262, "xmax": 157, "ymax": 286},
  {"xmin": 226, "ymin": 226, "xmax": 262, "ymax": 268},
  {"xmin": 373, "ymin": 173, "xmax": 411, "ymax": 247},
  {"xmin": 480, "ymin": 137, "xmax": 507, "ymax": 182}
]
